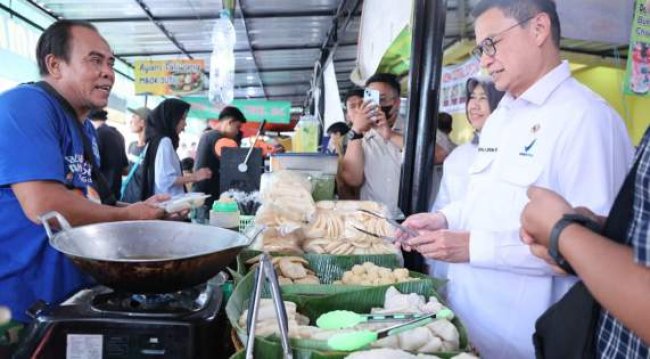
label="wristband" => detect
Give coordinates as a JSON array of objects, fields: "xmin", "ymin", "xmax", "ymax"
[{"xmin": 548, "ymin": 213, "xmax": 601, "ymax": 275}]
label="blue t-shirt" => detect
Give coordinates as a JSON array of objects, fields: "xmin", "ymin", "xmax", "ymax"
[{"xmin": 0, "ymin": 84, "xmax": 97, "ymax": 323}]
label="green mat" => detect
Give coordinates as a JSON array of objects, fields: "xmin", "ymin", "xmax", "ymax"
[{"xmin": 226, "ymin": 271, "xmax": 469, "ymax": 359}]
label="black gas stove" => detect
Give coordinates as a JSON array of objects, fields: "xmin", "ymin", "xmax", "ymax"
[{"xmin": 14, "ymin": 280, "xmax": 225, "ymax": 359}]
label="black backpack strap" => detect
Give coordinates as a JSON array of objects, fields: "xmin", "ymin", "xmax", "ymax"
[
  {"xmin": 32, "ymin": 81, "xmax": 117, "ymax": 205},
  {"xmin": 602, "ymin": 155, "xmax": 641, "ymax": 244}
]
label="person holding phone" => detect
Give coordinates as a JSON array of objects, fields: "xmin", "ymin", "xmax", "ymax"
[{"xmin": 340, "ymin": 73, "xmax": 404, "ymax": 218}]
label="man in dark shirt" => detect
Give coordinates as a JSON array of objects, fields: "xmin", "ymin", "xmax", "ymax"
[
  {"xmin": 89, "ymin": 110, "xmax": 128, "ymax": 199},
  {"xmin": 193, "ymin": 106, "xmax": 246, "ymax": 206}
]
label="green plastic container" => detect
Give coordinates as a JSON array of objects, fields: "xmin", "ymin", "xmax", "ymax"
[{"xmin": 210, "ymin": 200, "xmax": 240, "ymax": 230}]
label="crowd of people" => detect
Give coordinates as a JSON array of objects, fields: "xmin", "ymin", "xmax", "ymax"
[{"xmin": 0, "ymin": 0, "xmax": 648, "ymax": 358}]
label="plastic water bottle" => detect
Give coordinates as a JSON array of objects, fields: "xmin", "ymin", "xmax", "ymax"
[
  {"xmin": 296, "ymin": 115, "xmax": 319, "ymax": 152},
  {"xmin": 209, "ymin": 10, "xmax": 236, "ymax": 106}
]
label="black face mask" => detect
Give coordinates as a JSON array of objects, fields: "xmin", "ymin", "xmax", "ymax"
[{"xmin": 381, "ymin": 105, "xmax": 393, "ymax": 118}]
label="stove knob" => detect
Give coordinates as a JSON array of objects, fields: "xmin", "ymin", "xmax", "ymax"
[{"xmin": 26, "ymin": 300, "xmax": 48, "ymax": 319}]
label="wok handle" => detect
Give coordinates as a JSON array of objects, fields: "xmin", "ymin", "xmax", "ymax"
[
  {"xmin": 245, "ymin": 225, "xmax": 266, "ymax": 247},
  {"xmin": 38, "ymin": 211, "xmax": 72, "ymax": 240}
]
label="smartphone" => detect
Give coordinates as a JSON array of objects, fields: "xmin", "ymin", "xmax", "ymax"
[{"xmin": 364, "ymin": 88, "xmax": 380, "ymax": 106}]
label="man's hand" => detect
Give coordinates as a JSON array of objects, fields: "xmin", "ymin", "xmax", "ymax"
[
  {"xmin": 193, "ymin": 167, "xmax": 212, "ymax": 182},
  {"xmin": 520, "ymin": 186, "xmax": 575, "ymax": 274},
  {"xmin": 373, "ymin": 108, "xmax": 393, "ymax": 141},
  {"xmin": 519, "ymin": 229, "xmax": 568, "ymax": 275},
  {"xmin": 405, "ymin": 229, "xmax": 470, "ymax": 262},
  {"xmin": 395, "ymin": 212, "xmax": 447, "ymax": 250},
  {"xmin": 574, "ymin": 206, "xmax": 606, "ymax": 227},
  {"xmin": 349, "ymin": 100, "xmax": 378, "ymax": 134},
  {"xmin": 520, "ymin": 186, "xmax": 574, "ymax": 248},
  {"xmin": 123, "ymin": 194, "xmax": 168, "ymax": 220}
]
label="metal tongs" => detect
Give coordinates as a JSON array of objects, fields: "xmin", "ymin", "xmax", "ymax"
[
  {"xmin": 356, "ymin": 209, "xmax": 419, "ymax": 240},
  {"xmin": 352, "ymin": 226, "xmax": 401, "ymax": 243},
  {"xmin": 245, "ymin": 253, "xmax": 292, "ymax": 359}
]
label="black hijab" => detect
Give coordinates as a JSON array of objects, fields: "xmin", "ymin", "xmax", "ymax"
[
  {"xmin": 145, "ymin": 98, "xmax": 190, "ymax": 149},
  {"xmin": 139, "ymin": 98, "xmax": 191, "ymax": 199}
]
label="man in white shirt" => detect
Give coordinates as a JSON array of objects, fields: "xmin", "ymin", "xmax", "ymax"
[
  {"xmin": 340, "ymin": 73, "xmax": 404, "ymax": 217},
  {"xmin": 398, "ymin": 0, "xmax": 634, "ymax": 357}
]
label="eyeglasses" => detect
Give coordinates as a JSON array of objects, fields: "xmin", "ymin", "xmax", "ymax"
[{"xmin": 470, "ymin": 14, "xmax": 537, "ymax": 60}]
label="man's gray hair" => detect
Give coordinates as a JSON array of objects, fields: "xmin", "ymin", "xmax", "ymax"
[{"xmin": 471, "ymin": 0, "xmax": 561, "ymax": 48}]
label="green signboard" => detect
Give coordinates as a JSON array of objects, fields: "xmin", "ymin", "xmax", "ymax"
[
  {"xmin": 624, "ymin": 0, "xmax": 650, "ymax": 96},
  {"xmin": 181, "ymin": 97, "xmax": 291, "ymax": 123}
]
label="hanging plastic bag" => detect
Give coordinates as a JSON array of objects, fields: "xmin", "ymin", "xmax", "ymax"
[{"xmin": 209, "ymin": 10, "xmax": 236, "ymax": 106}]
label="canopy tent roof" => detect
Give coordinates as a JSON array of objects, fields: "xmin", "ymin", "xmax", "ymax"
[{"xmin": 0, "ymin": 0, "xmax": 633, "ymax": 108}]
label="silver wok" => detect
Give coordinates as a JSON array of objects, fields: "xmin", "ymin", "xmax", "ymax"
[{"xmin": 40, "ymin": 212, "xmax": 253, "ymax": 293}]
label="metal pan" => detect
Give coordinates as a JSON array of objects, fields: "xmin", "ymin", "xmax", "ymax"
[{"xmin": 40, "ymin": 212, "xmax": 253, "ymax": 293}]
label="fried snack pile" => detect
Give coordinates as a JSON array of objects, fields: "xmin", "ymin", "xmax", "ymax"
[
  {"xmin": 246, "ymin": 255, "xmax": 320, "ymax": 285},
  {"xmin": 332, "ymin": 262, "xmax": 414, "ymax": 286},
  {"xmin": 254, "ymin": 172, "xmax": 398, "ymax": 255},
  {"xmin": 302, "ymin": 201, "xmax": 398, "ymax": 255}
]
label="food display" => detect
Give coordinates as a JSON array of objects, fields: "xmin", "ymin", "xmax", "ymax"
[
  {"xmin": 302, "ymin": 201, "xmax": 399, "ymax": 255},
  {"xmin": 245, "ymin": 255, "xmax": 320, "ymax": 285},
  {"xmin": 238, "ymin": 286, "xmax": 461, "ymax": 354},
  {"xmin": 258, "ymin": 227, "xmax": 304, "ymax": 254},
  {"xmin": 255, "ymin": 171, "xmax": 316, "ymax": 227},
  {"xmin": 238, "ymin": 299, "xmax": 309, "ymax": 338},
  {"xmin": 368, "ymin": 287, "xmax": 459, "ymax": 353},
  {"xmin": 254, "ymin": 172, "xmax": 399, "ymax": 256},
  {"xmin": 345, "ymin": 349, "xmax": 478, "ymax": 359},
  {"xmin": 333, "ymin": 262, "xmax": 414, "ymax": 286},
  {"xmin": 230, "ymin": 168, "xmax": 474, "ymax": 358},
  {"xmin": 253, "ymin": 171, "xmax": 315, "ymax": 253}
]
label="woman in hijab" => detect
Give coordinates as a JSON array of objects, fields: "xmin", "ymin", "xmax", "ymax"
[
  {"xmin": 428, "ymin": 76, "xmax": 504, "ymax": 281},
  {"xmin": 140, "ymin": 99, "xmax": 211, "ymax": 198}
]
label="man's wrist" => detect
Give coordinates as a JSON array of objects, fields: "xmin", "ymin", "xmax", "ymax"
[
  {"xmin": 433, "ymin": 211, "xmax": 448, "ymax": 229},
  {"xmin": 548, "ymin": 213, "xmax": 602, "ymax": 274},
  {"xmin": 347, "ymin": 128, "xmax": 364, "ymax": 141}
]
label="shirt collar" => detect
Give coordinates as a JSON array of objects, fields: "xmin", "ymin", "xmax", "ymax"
[{"xmin": 500, "ymin": 60, "xmax": 571, "ymax": 107}]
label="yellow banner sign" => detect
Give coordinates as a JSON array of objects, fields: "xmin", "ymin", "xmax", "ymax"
[{"xmin": 134, "ymin": 59, "xmax": 204, "ymax": 96}]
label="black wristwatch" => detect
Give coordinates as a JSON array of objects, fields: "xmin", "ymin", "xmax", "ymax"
[
  {"xmin": 347, "ymin": 129, "xmax": 363, "ymax": 141},
  {"xmin": 548, "ymin": 213, "xmax": 602, "ymax": 275}
]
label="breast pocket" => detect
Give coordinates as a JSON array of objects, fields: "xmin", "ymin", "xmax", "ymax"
[
  {"xmin": 499, "ymin": 158, "xmax": 543, "ymax": 188},
  {"xmin": 490, "ymin": 159, "xmax": 544, "ymax": 228},
  {"xmin": 468, "ymin": 152, "xmax": 496, "ymax": 175}
]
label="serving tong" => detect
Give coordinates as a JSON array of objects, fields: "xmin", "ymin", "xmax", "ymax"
[
  {"xmin": 245, "ymin": 253, "xmax": 292, "ymax": 359},
  {"xmin": 352, "ymin": 225, "xmax": 401, "ymax": 243},
  {"xmin": 353, "ymin": 209, "xmax": 419, "ymax": 242}
]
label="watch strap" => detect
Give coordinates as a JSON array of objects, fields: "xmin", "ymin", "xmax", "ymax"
[
  {"xmin": 548, "ymin": 213, "xmax": 602, "ymax": 275},
  {"xmin": 347, "ymin": 129, "xmax": 363, "ymax": 141}
]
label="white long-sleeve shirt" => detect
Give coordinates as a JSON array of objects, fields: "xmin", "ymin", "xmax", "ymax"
[
  {"xmin": 428, "ymin": 141, "xmax": 479, "ymax": 282},
  {"xmin": 432, "ymin": 141, "xmax": 479, "ymax": 212},
  {"xmin": 439, "ymin": 61, "xmax": 634, "ymax": 359}
]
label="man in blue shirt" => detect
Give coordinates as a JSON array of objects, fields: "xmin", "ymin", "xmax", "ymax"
[{"xmin": 0, "ymin": 20, "xmax": 166, "ymax": 331}]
